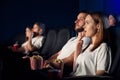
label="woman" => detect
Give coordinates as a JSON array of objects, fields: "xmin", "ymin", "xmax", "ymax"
[
  {"xmin": 11, "ymin": 22, "xmax": 45, "ymax": 54},
  {"xmin": 72, "ymin": 12, "xmax": 111, "ymax": 76},
  {"xmin": 22, "ymin": 22, "xmax": 45, "ymax": 53}
]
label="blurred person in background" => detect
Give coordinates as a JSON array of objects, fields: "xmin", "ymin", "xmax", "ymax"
[{"xmin": 10, "ymin": 22, "xmax": 45, "ymax": 55}]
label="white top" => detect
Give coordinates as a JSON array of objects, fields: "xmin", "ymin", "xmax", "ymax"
[
  {"xmin": 71, "ymin": 43, "xmax": 111, "ymax": 76},
  {"xmin": 22, "ymin": 36, "xmax": 44, "ymax": 49},
  {"xmin": 57, "ymin": 37, "xmax": 91, "ymax": 59}
]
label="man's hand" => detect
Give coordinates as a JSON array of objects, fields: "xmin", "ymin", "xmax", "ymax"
[{"xmin": 43, "ymin": 60, "xmax": 50, "ymax": 68}]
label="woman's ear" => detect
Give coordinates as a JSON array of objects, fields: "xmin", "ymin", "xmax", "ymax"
[
  {"xmin": 97, "ymin": 23, "xmax": 100, "ymax": 29},
  {"xmin": 96, "ymin": 24, "xmax": 100, "ymax": 32}
]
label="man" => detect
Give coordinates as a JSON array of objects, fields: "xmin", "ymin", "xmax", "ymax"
[
  {"xmin": 10, "ymin": 22, "xmax": 45, "ymax": 55},
  {"xmin": 0, "ymin": 22, "xmax": 45, "ymax": 80},
  {"xmin": 23, "ymin": 11, "xmax": 91, "ymax": 80},
  {"xmin": 43, "ymin": 11, "xmax": 90, "ymax": 76}
]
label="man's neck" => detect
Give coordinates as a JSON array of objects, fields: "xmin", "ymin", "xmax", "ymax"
[{"xmin": 77, "ymin": 32, "xmax": 83, "ymax": 37}]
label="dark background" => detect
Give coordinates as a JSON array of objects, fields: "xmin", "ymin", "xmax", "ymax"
[{"xmin": 0, "ymin": 0, "xmax": 120, "ymax": 44}]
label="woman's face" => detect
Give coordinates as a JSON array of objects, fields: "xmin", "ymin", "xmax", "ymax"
[{"xmin": 84, "ymin": 15, "xmax": 98, "ymax": 38}]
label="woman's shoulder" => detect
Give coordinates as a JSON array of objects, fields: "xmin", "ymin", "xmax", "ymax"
[
  {"xmin": 100, "ymin": 42, "xmax": 107, "ymax": 46},
  {"xmin": 41, "ymin": 35, "xmax": 45, "ymax": 38},
  {"xmin": 99, "ymin": 42, "xmax": 109, "ymax": 50}
]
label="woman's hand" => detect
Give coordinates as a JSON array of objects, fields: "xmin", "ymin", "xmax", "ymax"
[
  {"xmin": 73, "ymin": 32, "xmax": 84, "ymax": 66},
  {"xmin": 25, "ymin": 27, "xmax": 33, "ymax": 39},
  {"xmin": 76, "ymin": 32, "xmax": 84, "ymax": 54}
]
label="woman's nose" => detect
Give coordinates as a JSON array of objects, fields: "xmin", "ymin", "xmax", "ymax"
[{"xmin": 83, "ymin": 25, "xmax": 86, "ymax": 29}]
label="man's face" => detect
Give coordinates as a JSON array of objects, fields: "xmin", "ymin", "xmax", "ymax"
[
  {"xmin": 109, "ymin": 15, "xmax": 116, "ymax": 26},
  {"xmin": 75, "ymin": 13, "xmax": 87, "ymax": 32},
  {"xmin": 32, "ymin": 24, "xmax": 40, "ymax": 33},
  {"xmin": 32, "ymin": 24, "xmax": 42, "ymax": 36}
]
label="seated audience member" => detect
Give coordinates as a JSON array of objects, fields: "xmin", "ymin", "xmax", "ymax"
[
  {"xmin": 10, "ymin": 22, "xmax": 45, "ymax": 55},
  {"xmin": 24, "ymin": 11, "xmax": 91, "ymax": 80},
  {"xmin": 71, "ymin": 12, "xmax": 111, "ymax": 76},
  {"xmin": 108, "ymin": 14, "xmax": 118, "ymax": 27},
  {"xmin": 0, "ymin": 22, "xmax": 45, "ymax": 80},
  {"xmin": 106, "ymin": 14, "xmax": 119, "ymax": 59},
  {"xmin": 41, "ymin": 11, "xmax": 91, "ymax": 76}
]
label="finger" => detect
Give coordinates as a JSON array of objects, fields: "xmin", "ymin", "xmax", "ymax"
[{"xmin": 81, "ymin": 32, "xmax": 85, "ymax": 37}]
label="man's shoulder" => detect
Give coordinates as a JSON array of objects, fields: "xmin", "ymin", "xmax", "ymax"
[{"xmin": 68, "ymin": 36, "xmax": 77, "ymax": 42}]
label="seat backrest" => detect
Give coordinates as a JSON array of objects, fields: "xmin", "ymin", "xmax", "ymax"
[
  {"xmin": 0, "ymin": 59, "xmax": 3, "ymax": 80},
  {"xmin": 108, "ymin": 27, "xmax": 120, "ymax": 78},
  {"xmin": 103, "ymin": 15, "xmax": 109, "ymax": 29},
  {"xmin": 39, "ymin": 29, "xmax": 57, "ymax": 59},
  {"xmin": 49, "ymin": 28, "xmax": 71, "ymax": 56}
]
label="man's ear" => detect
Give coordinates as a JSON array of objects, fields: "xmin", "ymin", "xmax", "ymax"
[{"xmin": 39, "ymin": 29, "xmax": 43, "ymax": 35}]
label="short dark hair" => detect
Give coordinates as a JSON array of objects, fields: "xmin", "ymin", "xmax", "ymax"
[
  {"xmin": 34, "ymin": 22, "xmax": 45, "ymax": 34},
  {"xmin": 109, "ymin": 13, "xmax": 118, "ymax": 25}
]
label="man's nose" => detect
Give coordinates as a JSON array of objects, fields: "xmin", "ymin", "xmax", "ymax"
[{"xmin": 74, "ymin": 20, "xmax": 78, "ymax": 23}]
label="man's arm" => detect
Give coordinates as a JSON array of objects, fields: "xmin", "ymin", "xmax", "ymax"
[
  {"xmin": 26, "ymin": 37, "xmax": 37, "ymax": 52},
  {"xmin": 48, "ymin": 51, "xmax": 61, "ymax": 61},
  {"xmin": 62, "ymin": 52, "xmax": 74, "ymax": 67},
  {"xmin": 96, "ymin": 70, "xmax": 106, "ymax": 75},
  {"xmin": 9, "ymin": 46, "xmax": 26, "ymax": 53},
  {"xmin": 43, "ymin": 51, "xmax": 61, "ymax": 68}
]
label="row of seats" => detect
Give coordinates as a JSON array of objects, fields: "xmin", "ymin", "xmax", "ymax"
[
  {"xmin": 28, "ymin": 26, "xmax": 120, "ymax": 80},
  {"xmin": 1, "ymin": 25, "xmax": 120, "ymax": 80},
  {"xmin": 0, "ymin": 27, "xmax": 76, "ymax": 80},
  {"xmin": 10, "ymin": 27, "xmax": 76, "ymax": 59},
  {"xmin": 38, "ymin": 27, "xmax": 74, "ymax": 59}
]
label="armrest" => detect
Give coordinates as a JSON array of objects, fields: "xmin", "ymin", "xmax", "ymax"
[
  {"xmin": 32, "ymin": 51, "xmax": 40, "ymax": 55},
  {"xmin": 62, "ymin": 75, "xmax": 113, "ymax": 80}
]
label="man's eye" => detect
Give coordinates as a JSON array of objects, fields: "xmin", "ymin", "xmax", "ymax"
[
  {"xmin": 85, "ymin": 21, "xmax": 89, "ymax": 24},
  {"xmin": 80, "ymin": 18, "xmax": 84, "ymax": 20}
]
